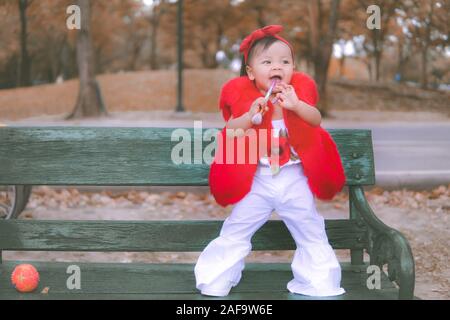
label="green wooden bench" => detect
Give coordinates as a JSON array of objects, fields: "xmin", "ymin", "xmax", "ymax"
[{"xmin": 0, "ymin": 127, "xmax": 415, "ymax": 300}]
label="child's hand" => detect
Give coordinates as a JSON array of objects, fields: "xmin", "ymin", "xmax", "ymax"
[
  {"xmin": 274, "ymin": 83, "xmax": 300, "ymax": 111},
  {"xmin": 248, "ymin": 97, "xmax": 269, "ymax": 118}
]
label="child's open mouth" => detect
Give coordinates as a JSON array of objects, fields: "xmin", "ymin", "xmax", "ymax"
[{"xmin": 269, "ymin": 76, "xmax": 282, "ymax": 94}]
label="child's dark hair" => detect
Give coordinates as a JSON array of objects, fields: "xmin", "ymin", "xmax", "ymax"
[{"xmin": 239, "ymin": 36, "xmax": 294, "ymax": 77}]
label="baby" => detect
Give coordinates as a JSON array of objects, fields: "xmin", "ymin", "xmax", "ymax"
[{"xmin": 195, "ymin": 25, "xmax": 346, "ymax": 297}]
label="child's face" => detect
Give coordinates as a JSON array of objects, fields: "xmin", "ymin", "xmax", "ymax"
[{"xmin": 246, "ymin": 41, "xmax": 295, "ymax": 93}]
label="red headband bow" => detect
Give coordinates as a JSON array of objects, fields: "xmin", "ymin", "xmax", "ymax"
[{"xmin": 239, "ymin": 25, "xmax": 293, "ymax": 63}]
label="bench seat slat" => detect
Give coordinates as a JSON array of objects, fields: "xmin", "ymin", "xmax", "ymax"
[
  {"xmin": 0, "ymin": 261, "xmax": 398, "ymax": 299},
  {"xmin": 0, "ymin": 127, "xmax": 374, "ymax": 186},
  {"xmin": 0, "ymin": 220, "xmax": 366, "ymax": 251}
]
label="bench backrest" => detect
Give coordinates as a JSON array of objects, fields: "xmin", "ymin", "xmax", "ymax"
[
  {"xmin": 0, "ymin": 127, "xmax": 374, "ymax": 186},
  {"xmin": 0, "ymin": 127, "xmax": 373, "ymax": 253}
]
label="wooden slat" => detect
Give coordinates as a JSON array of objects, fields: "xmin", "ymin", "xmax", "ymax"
[
  {"xmin": 0, "ymin": 262, "xmax": 398, "ymax": 299},
  {"xmin": 0, "ymin": 219, "xmax": 366, "ymax": 251},
  {"xmin": 0, "ymin": 127, "xmax": 374, "ymax": 185}
]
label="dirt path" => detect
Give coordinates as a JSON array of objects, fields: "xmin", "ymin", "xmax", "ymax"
[{"xmin": 3, "ymin": 185, "xmax": 449, "ymax": 299}]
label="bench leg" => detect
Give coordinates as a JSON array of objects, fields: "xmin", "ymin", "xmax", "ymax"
[
  {"xmin": 350, "ymin": 192, "xmax": 364, "ymax": 265},
  {"xmin": 350, "ymin": 186, "xmax": 416, "ymax": 299}
]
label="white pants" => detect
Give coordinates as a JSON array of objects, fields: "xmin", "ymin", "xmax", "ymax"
[{"xmin": 195, "ymin": 163, "xmax": 345, "ymax": 296}]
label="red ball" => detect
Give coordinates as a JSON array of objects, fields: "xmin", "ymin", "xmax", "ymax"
[{"xmin": 11, "ymin": 264, "xmax": 40, "ymax": 293}]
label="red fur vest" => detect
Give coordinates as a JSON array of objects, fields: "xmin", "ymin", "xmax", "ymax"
[{"xmin": 209, "ymin": 72, "xmax": 346, "ymax": 207}]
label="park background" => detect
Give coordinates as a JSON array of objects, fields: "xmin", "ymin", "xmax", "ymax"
[{"xmin": 0, "ymin": 0, "xmax": 449, "ymax": 299}]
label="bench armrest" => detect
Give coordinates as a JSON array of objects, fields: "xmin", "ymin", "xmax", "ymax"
[{"xmin": 349, "ymin": 186, "xmax": 415, "ymax": 300}]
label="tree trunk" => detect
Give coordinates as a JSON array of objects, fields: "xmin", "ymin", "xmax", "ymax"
[
  {"xmin": 374, "ymin": 49, "xmax": 381, "ymax": 82},
  {"xmin": 366, "ymin": 59, "xmax": 373, "ymax": 81},
  {"xmin": 396, "ymin": 39, "xmax": 410, "ymax": 83},
  {"xmin": 128, "ymin": 39, "xmax": 142, "ymax": 71},
  {"xmin": 67, "ymin": 0, "xmax": 107, "ymax": 119},
  {"xmin": 420, "ymin": 5, "xmax": 433, "ymax": 90},
  {"xmin": 149, "ymin": 3, "xmax": 168, "ymax": 70},
  {"xmin": 18, "ymin": 0, "xmax": 31, "ymax": 87},
  {"xmin": 306, "ymin": 58, "xmax": 313, "ymax": 75},
  {"xmin": 309, "ymin": 0, "xmax": 341, "ymax": 117},
  {"xmin": 149, "ymin": 16, "xmax": 159, "ymax": 70},
  {"xmin": 420, "ymin": 45, "xmax": 428, "ymax": 89},
  {"xmin": 60, "ymin": 40, "xmax": 71, "ymax": 80},
  {"xmin": 200, "ymin": 39, "xmax": 211, "ymax": 68},
  {"xmin": 314, "ymin": 57, "xmax": 330, "ymax": 113},
  {"xmin": 372, "ymin": 29, "xmax": 382, "ymax": 82},
  {"xmin": 339, "ymin": 56, "xmax": 346, "ymax": 78}
]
